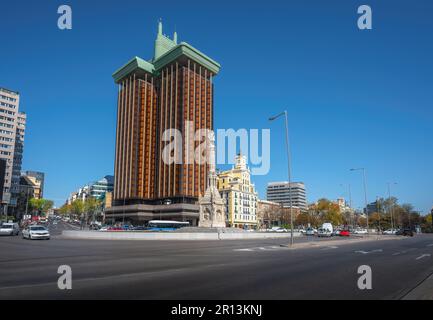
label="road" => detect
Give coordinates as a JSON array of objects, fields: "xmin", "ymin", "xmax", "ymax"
[{"xmin": 0, "ymin": 221, "xmax": 432, "ymax": 299}]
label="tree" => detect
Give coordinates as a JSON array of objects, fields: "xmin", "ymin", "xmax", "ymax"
[
  {"xmin": 59, "ymin": 203, "xmax": 72, "ymax": 216},
  {"xmin": 83, "ymin": 197, "xmax": 102, "ymax": 223},
  {"xmin": 309, "ymin": 198, "xmax": 343, "ymax": 226},
  {"xmin": 70, "ymin": 200, "xmax": 84, "ymax": 218},
  {"xmin": 28, "ymin": 198, "xmax": 54, "ymax": 216}
]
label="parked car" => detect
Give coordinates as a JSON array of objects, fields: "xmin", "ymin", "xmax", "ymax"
[
  {"xmin": 132, "ymin": 226, "xmax": 147, "ymax": 231},
  {"xmin": 332, "ymin": 229, "xmax": 341, "ymax": 236},
  {"xmin": 396, "ymin": 228, "xmax": 414, "ymax": 237},
  {"xmin": 22, "ymin": 225, "xmax": 50, "ymax": 240},
  {"xmin": 353, "ymin": 228, "xmax": 368, "ymax": 234},
  {"xmin": 108, "ymin": 226, "xmax": 123, "ymax": 231},
  {"xmin": 383, "ymin": 229, "xmax": 397, "ymax": 235},
  {"xmin": 317, "ymin": 228, "xmax": 332, "ymax": 237},
  {"xmin": 305, "ymin": 227, "xmax": 315, "ymax": 236},
  {"xmin": 0, "ymin": 223, "xmax": 20, "ymax": 236},
  {"xmin": 339, "ymin": 230, "xmax": 350, "ymax": 237},
  {"xmin": 89, "ymin": 223, "xmax": 101, "ymax": 230}
]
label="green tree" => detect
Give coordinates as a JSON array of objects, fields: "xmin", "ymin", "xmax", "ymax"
[
  {"xmin": 70, "ymin": 200, "xmax": 84, "ymax": 218},
  {"xmin": 28, "ymin": 198, "xmax": 54, "ymax": 216},
  {"xmin": 83, "ymin": 197, "xmax": 102, "ymax": 223}
]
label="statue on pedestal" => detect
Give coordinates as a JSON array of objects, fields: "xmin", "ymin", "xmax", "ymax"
[{"xmin": 198, "ymin": 132, "xmax": 226, "ymax": 228}]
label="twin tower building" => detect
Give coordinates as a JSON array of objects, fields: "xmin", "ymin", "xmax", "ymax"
[{"xmin": 105, "ymin": 21, "xmax": 222, "ymax": 226}]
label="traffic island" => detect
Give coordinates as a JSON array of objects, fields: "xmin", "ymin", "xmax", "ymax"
[{"xmin": 61, "ymin": 229, "xmax": 303, "ymax": 241}]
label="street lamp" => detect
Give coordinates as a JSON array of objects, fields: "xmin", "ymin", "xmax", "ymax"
[
  {"xmin": 350, "ymin": 168, "xmax": 369, "ymax": 234},
  {"xmin": 269, "ymin": 110, "xmax": 294, "ymax": 246},
  {"xmin": 387, "ymin": 182, "xmax": 397, "ymax": 231}
]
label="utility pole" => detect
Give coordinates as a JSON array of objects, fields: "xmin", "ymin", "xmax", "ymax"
[{"xmin": 270, "ymin": 110, "xmax": 294, "ymax": 246}]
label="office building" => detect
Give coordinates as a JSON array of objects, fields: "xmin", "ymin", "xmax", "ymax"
[
  {"xmin": 67, "ymin": 175, "xmax": 114, "ymax": 204},
  {"xmin": 25, "ymin": 171, "xmax": 45, "ymax": 198},
  {"xmin": 15, "ymin": 173, "xmax": 43, "ymax": 219},
  {"xmin": 0, "ymin": 87, "xmax": 26, "ymax": 212},
  {"xmin": 217, "ymin": 153, "xmax": 258, "ymax": 229},
  {"xmin": 266, "ymin": 181, "xmax": 307, "ymax": 211},
  {"xmin": 106, "ymin": 21, "xmax": 221, "ymax": 225}
]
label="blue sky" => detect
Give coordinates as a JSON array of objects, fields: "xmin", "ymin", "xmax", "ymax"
[{"xmin": 0, "ymin": 0, "xmax": 432, "ymax": 213}]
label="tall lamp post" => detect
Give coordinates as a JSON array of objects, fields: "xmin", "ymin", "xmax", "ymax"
[
  {"xmin": 350, "ymin": 168, "xmax": 369, "ymax": 234},
  {"xmin": 269, "ymin": 110, "xmax": 294, "ymax": 246},
  {"xmin": 387, "ymin": 182, "xmax": 397, "ymax": 231}
]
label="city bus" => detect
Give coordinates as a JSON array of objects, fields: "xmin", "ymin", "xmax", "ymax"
[{"xmin": 146, "ymin": 220, "xmax": 190, "ymax": 231}]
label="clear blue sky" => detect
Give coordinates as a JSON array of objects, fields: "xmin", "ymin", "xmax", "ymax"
[{"xmin": 0, "ymin": 0, "xmax": 432, "ymax": 213}]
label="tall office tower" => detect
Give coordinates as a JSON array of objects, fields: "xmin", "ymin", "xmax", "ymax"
[
  {"xmin": 106, "ymin": 21, "xmax": 221, "ymax": 225},
  {"xmin": 266, "ymin": 181, "xmax": 308, "ymax": 212},
  {"xmin": 0, "ymin": 87, "xmax": 26, "ymax": 212}
]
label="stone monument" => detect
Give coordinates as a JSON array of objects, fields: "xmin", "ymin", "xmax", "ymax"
[{"xmin": 198, "ymin": 132, "xmax": 226, "ymax": 228}]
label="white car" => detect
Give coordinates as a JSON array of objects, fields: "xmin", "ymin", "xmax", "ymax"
[
  {"xmin": 22, "ymin": 225, "xmax": 50, "ymax": 240},
  {"xmin": 353, "ymin": 228, "xmax": 368, "ymax": 234},
  {"xmin": 317, "ymin": 228, "xmax": 332, "ymax": 237},
  {"xmin": 383, "ymin": 229, "xmax": 397, "ymax": 235},
  {"xmin": 0, "ymin": 223, "xmax": 20, "ymax": 236}
]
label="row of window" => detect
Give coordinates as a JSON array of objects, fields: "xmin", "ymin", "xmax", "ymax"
[
  {"xmin": 0, "ymin": 108, "xmax": 15, "ymax": 116},
  {"xmin": 0, "ymin": 129, "xmax": 13, "ymax": 135},
  {"xmin": 0, "ymin": 95, "xmax": 17, "ymax": 102},
  {"xmin": 0, "ymin": 101, "xmax": 16, "ymax": 109},
  {"xmin": 0, "ymin": 122, "xmax": 14, "ymax": 129}
]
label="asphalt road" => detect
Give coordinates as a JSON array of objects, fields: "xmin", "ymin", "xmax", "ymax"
[{"xmin": 0, "ymin": 221, "xmax": 432, "ymax": 300}]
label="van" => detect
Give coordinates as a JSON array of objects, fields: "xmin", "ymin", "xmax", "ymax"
[{"xmin": 318, "ymin": 223, "xmax": 333, "ymax": 237}]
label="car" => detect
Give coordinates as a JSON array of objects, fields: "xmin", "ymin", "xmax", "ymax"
[
  {"xmin": 332, "ymin": 229, "xmax": 341, "ymax": 236},
  {"xmin": 131, "ymin": 226, "xmax": 147, "ymax": 231},
  {"xmin": 89, "ymin": 223, "xmax": 101, "ymax": 230},
  {"xmin": 382, "ymin": 229, "xmax": 397, "ymax": 235},
  {"xmin": 305, "ymin": 227, "xmax": 315, "ymax": 236},
  {"xmin": 339, "ymin": 230, "xmax": 350, "ymax": 237},
  {"xmin": 108, "ymin": 226, "xmax": 123, "ymax": 231},
  {"xmin": 0, "ymin": 223, "xmax": 20, "ymax": 236},
  {"xmin": 396, "ymin": 228, "xmax": 414, "ymax": 237},
  {"xmin": 22, "ymin": 225, "xmax": 50, "ymax": 240},
  {"xmin": 353, "ymin": 228, "xmax": 368, "ymax": 234},
  {"xmin": 317, "ymin": 228, "xmax": 332, "ymax": 237}
]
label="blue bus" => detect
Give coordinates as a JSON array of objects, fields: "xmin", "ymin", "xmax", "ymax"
[{"xmin": 147, "ymin": 220, "xmax": 190, "ymax": 231}]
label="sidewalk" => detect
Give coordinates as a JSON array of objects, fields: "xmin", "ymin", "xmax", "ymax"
[{"xmin": 402, "ymin": 273, "xmax": 433, "ymax": 300}]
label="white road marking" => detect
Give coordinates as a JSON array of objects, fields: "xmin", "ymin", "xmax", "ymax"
[
  {"xmin": 427, "ymin": 244, "xmax": 433, "ymax": 247},
  {"xmin": 234, "ymin": 245, "xmax": 292, "ymax": 252},
  {"xmin": 321, "ymin": 246, "xmax": 338, "ymax": 250},
  {"xmin": 416, "ymin": 254, "xmax": 431, "ymax": 260},
  {"xmin": 355, "ymin": 249, "xmax": 383, "ymax": 254}
]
